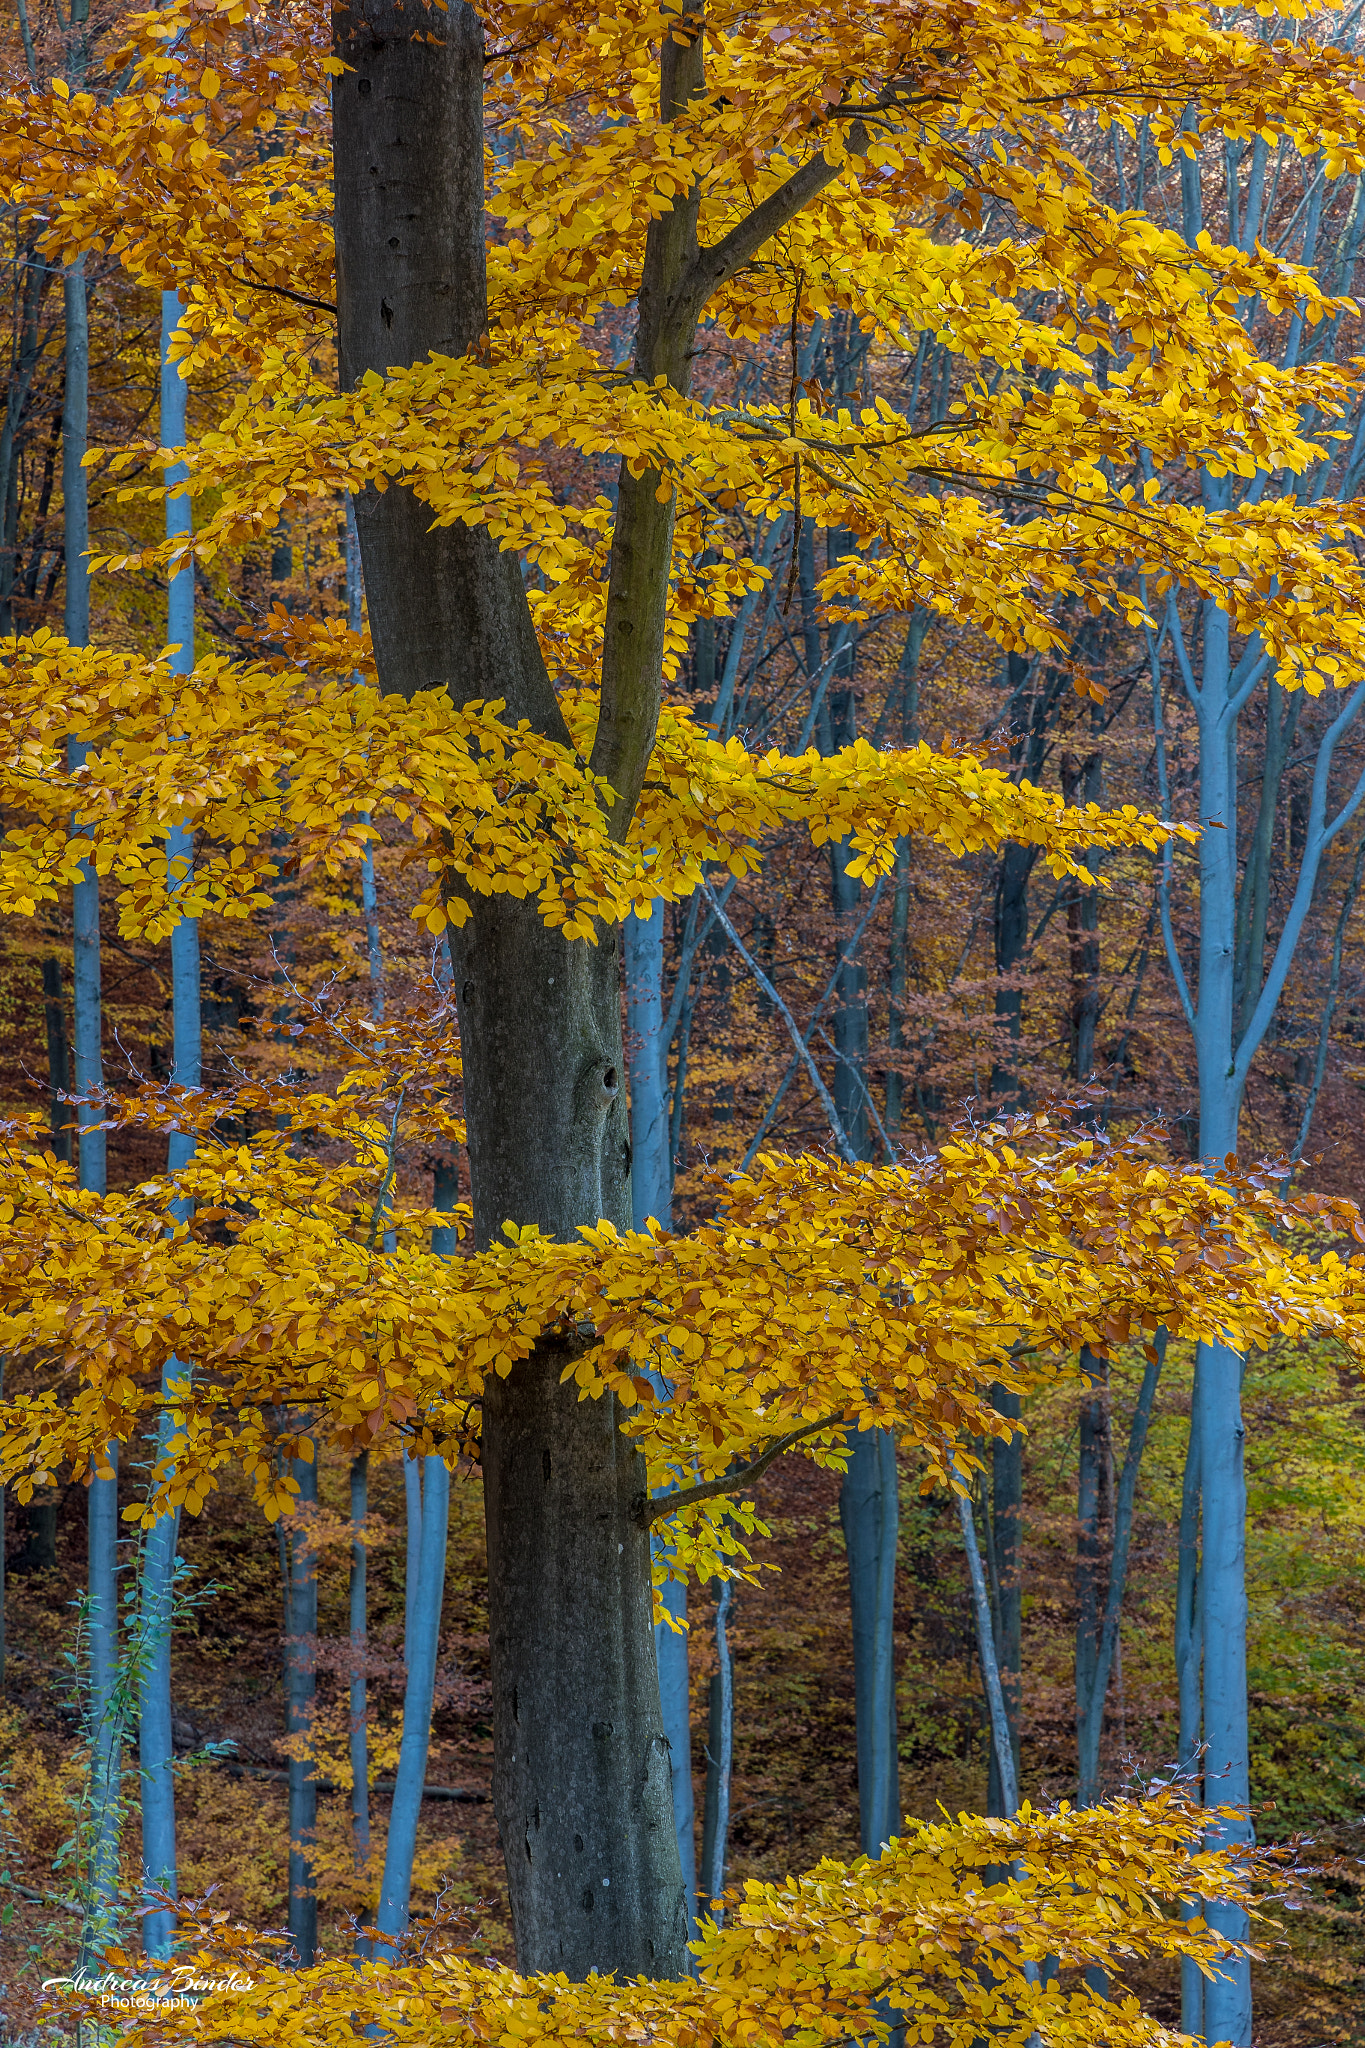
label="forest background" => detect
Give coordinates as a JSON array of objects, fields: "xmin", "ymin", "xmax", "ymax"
[{"xmin": 0, "ymin": 1, "xmax": 1363, "ymax": 2045}]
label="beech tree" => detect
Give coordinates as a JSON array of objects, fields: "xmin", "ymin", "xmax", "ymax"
[{"xmin": 6, "ymin": 2, "xmax": 1365, "ymax": 2040}]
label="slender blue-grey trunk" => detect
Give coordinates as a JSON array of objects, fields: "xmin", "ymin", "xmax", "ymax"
[
  {"xmin": 954, "ymin": 1468, "xmax": 1019, "ymax": 1818},
  {"xmin": 62, "ymin": 261, "xmax": 89, "ymax": 649},
  {"xmin": 625, "ymin": 902, "xmax": 696, "ymax": 1927},
  {"xmin": 1176, "ymin": 1386, "xmax": 1204, "ymax": 2038},
  {"xmin": 285, "ymin": 1450, "xmax": 319, "ymax": 1965},
  {"xmin": 374, "ymin": 1450, "xmax": 450, "ymax": 1950},
  {"xmin": 1074, "ymin": 1362, "xmax": 1107, "ymax": 1798},
  {"xmin": 986, "ymin": 1389, "xmax": 1023, "ymax": 1822},
  {"xmin": 823, "ymin": 611, "xmax": 901, "ymax": 1859},
  {"xmin": 372, "ymin": 1173, "xmax": 458, "ymax": 1948},
  {"xmin": 349, "ymin": 1451, "xmax": 371, "ymax": 1895},
  {"xmin": 1069, "ymin": 1335, "xmax": 1166, "ymax": 2000},
  {"xmin": 698, "ymin": 1577, "xmax": 733, "ymax": 1916},
  {"xmin": 65, "ymin": 235, "xmax": 119, "ymax": 1958},
  {"xmin": 1187, "ymin": 591, "xmax": 1253, "ymax": 2043},
  {"xmin": 138, "ymin": 286, "xmax": 198, "ymax": 1963},
  {"xmin": 1155, "ymin": 119, "xmax": 1365, "ymax": 2037},
  {"xmin": 841, "ymin": 1431, "xmax": 900, "ymax": 1853}
]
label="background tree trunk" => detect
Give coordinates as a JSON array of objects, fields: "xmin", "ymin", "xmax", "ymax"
[
  {"xmin": 986, "ymin": 1389, "xmax": 1022, "ymax": 1820},
  {"xmin": 626, "ymin": 903, "xmax": 696, "ymax": 1929},
  {"xmin": 138, "ymin": 280, "xmax": 198, "ymax": 1964},
  {"xmin": 63, "ymin": 215, "xmax": 119, "ymax": 1958},
  {"xmin": 285, "ymin": 1450, "xmax": 318, "ymax": 1967}
]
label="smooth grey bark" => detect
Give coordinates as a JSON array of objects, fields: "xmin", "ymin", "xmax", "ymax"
[
  {"xmin": 1176, "ymin": 1387, "xmax": 1204, "ymax": 2039},
  {"xmin": 625, "ymin": 902, "xmax": 697, "ymax": 1928},
  {"xmin": 62, "ymin": 260, "xmax": 89, "ymax": 648},
  {"xmin": 986, "ymin": 1389, "xmax": 1022, "ymax": 1822},
  {"xmin": 883, "ymin": 611, "xmax": 927, "ymax": 1140},
  {"xmin": 284, "ymin": 1450, "xmax": 319, "ymax": 1966},
  {"xmin": 1156, "ymin": 126, "xmax": 1365, "ymax": 2037},
  {"xmin": 698, "ymin": 1578, "xmax": 733, "ymax": 1915},
  {"xmin": 81, "ymin": 1448, "xmax": 120, "ymax": 1967},
  {"xmin": 139, "ymin": 283, "xmax": 198, "ymax": 1965},
  {"xmin": 137, "ymin": 1495, "xmax": 180, "ymax": 1960},
  {"xmin": 626, "ymin": 902, "xmax": 671, "ymax": 1230},
  {"xmin": 1076, "ymin": 1339, "xmax": 1166, "ymax": 1808},
  {"xmin": 0, "ymin": 239, "xmax": 47, "ymax": 636},
  {"xmin": 1074, "ymin": 1362, "xmax": 1107, "ymax": 1789},
  {"xmin": 654, "ymin": 1572, "xmax": 696, "ymax": 1937},
  {"xmin": 841, "ymin": 1430, "xmax": 900, "ymax": 1852},
  {"xmin": 349, "ymin": 1449, "xmax": 370, "ymax": 1884},
  {"xmin": 805, "ymin": 506, "xmax": 901, "ymax": 1851},
  {"xmin": 1060, "ymin": 729, "xmax": 1103, "ymax": 1082},
  {"xmin": 41, "ymin": 956, "xmax": 71, "ymax": 1162},
  {"xmin": 953, "ymin": 1467, "xmax": 1019, "ymax": 1817},
  {"xmin": 62, "ymin": 212, "xmax": 119, "ymax": 1954},
  {"xmin": 375, "ymin": 1450, "xmax": 449, "ymax": 1948}
]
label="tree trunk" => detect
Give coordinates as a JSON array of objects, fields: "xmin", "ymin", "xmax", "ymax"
[
  {"xmin": 82, "ymin": 1445, "xmax": 120, "ymax": 1968},
  {"xmin": 840, "ymin": 1430, "xmax": 900, "ymax": 1852},
  {"xmin": 626, "ymin": 903, "xmax": 696, "ymax": 1928},
  {"xmin": 139, "ymin": 281, "xmax": 198, "ymax": 1965},
  {"xmin": 481, "ymin": 1340, "xmax": 683, "ymax": 1973},
  {"xmin": 986, "ymin": 1389, "xmax": 1022, "ymax": 1820},
  {"xmin": 1176, "ymin": 1388, "xmax": 1204, "ymax": 2039},
  {"xmin": 375, "ymin": 1451, "xmax": 449, "ymax": 1947},
  {"xmin": 0, "ymin": 242, "xmax": 47, "ymax": 637},
  {"xmin": 41, "ymin": 957, "xmax": 71, "ymax": 1162},
  {"xmin": 1061, "ymin": 731, "xmax": 1103, "ymax": 1087},
  {"xmin": 1074, "ymin": 1363, "xmax": 1106, "ymax": 1799},
  {"xmin": 1191, "ymin": 601, "xmax": 1252, "ymax": 2046},
  {"xmin": 884, "ymin": 611, "xmax": 926, "ymax": 1141},
  {"xmin": 812, "ymin": 565, "xmax": 901, "ymax": 1858},
  {"xmin": 698, "ymin": 1578, "xmax": 733, "ymax": 1913},
  {"xmin": 63, "ymin": 219, "xmax": 119, "ymax": 1960},
  {"xmin": 285, "ymin": 1451, "xmax": 319, "ymax": 1967},
  {"xmin": 332, "ymin": 5, "xmax": 687, "ymax": 1973},
  {"xmin": 348, "ymin": 1450, "xmax": 370, "ymax": 1882},
  {"xmin": 62, "ymin": 260, "xmax": 89, "ymax": 649},
  {"xmin": 137, "ymin": 1484, "xmax": 180, "ymax": 1958}
]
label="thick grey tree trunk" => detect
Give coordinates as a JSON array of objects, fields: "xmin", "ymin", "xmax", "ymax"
[{"xmin": 332, "ymin": 2, "xmax": 686, "ymax": 1976}]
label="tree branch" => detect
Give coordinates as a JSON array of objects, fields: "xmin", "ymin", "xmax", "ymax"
[
  {"xmin": 674, "ymin": 152, "xmax": 844, "ymax": 323},
  {"xmin": 702, "ymin": 881, "xmax": 859, "ymax": 1163},
  {"xmin": 640, "ymin": 1413, "xmax": 843, "ymax": 1526},
  {"xmin": 233, "ymin": 270, "xmax": 337, "ymax": 318}
]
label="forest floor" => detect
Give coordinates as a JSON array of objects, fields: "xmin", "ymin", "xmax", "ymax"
[{"xmin": 1, "ymin": 1345, "xmax": 1362, "ymax": 2044}]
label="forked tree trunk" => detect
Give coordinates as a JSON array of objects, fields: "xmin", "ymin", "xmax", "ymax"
[{"xmin": 332, "ymin": 1, "xmax": 687, "ymax": 1976}]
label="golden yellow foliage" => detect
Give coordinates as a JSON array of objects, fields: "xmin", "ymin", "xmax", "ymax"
[{"xmin": 58, "ymin": 1792, "xmax": 1285, "ymax": 2048}]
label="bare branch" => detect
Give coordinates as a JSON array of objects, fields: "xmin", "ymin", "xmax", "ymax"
[
  {"xmin": 674, "ymin": 152, "xmax": 842, "ymax": 322},
  {"xmin": 640, "ymin": 1413, "xmax": 844, "ymax": 1526}
]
